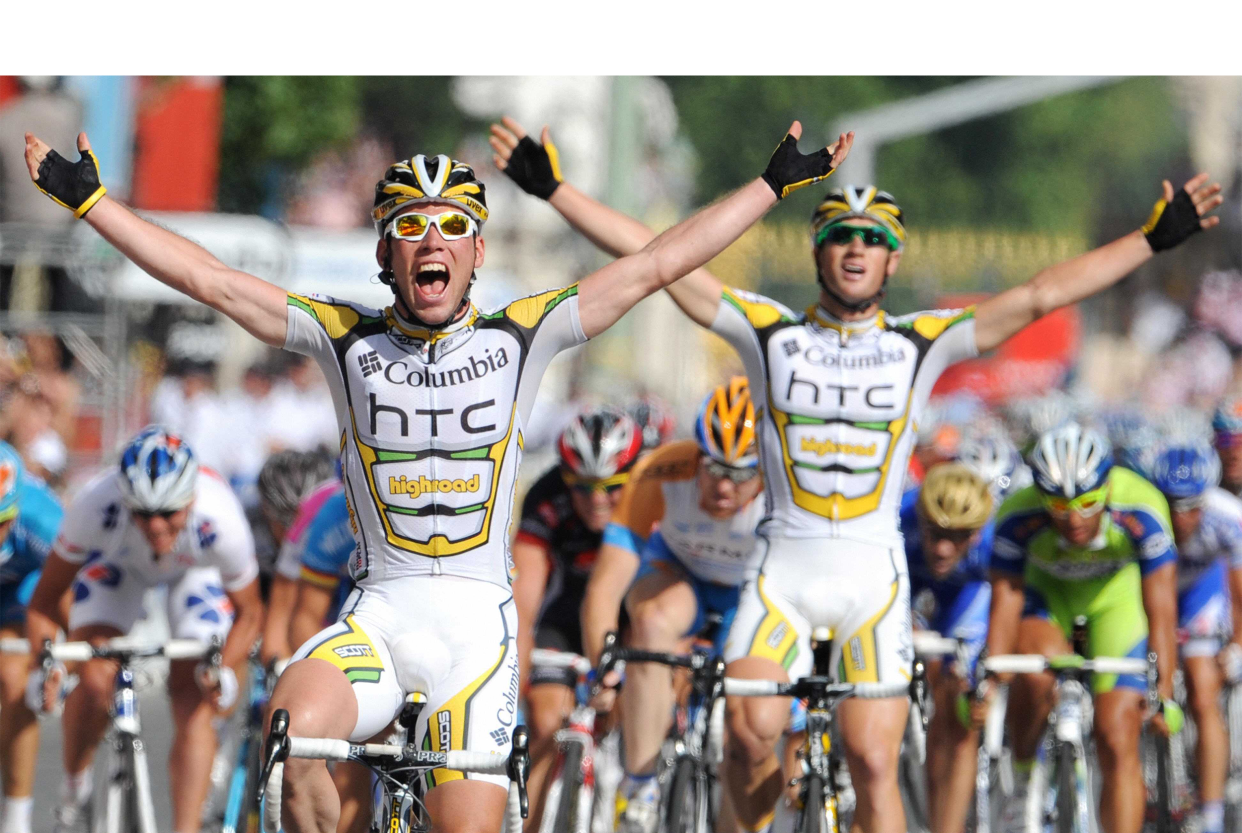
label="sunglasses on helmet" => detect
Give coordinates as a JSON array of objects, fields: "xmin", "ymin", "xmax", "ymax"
[
  {"xmin": 387, "ymin": 211, "xmax": 477, "ymax": 242},
  {"xmin": 703, "ymin": 459, "xmax": 760, "ymax": 483},
  {"xmin": 814, "ymin": 223, "xmax": 900, "ymax": 251},
  {"xmin": 1040, "ymin": 483, "xmax": 1109, "ymax": 519}
]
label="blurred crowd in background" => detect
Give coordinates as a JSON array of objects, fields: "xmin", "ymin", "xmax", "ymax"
[{"xmin": 3, "ymin": 74, "xmax": 1242, "ymax": 512}]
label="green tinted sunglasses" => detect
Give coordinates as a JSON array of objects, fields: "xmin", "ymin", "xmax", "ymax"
[{"xmin": 815, "ymin": 224, "xmax": 900, "ymax": 251}]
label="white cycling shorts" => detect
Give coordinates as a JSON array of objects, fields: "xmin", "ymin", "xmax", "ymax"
[
  {"xmin": 289, "ymin": 575, "xmax": 519, "ymax": 789},
  {"xmin": 69, "ymin": 563, "xmax": 234, "ymax": 645},
  {"xmin": 723, "ymin": 535, "xmax": 913, "ymax": 686}
]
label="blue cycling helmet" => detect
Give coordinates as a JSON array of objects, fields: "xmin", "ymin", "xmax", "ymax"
[
  {"xmin": 0, "ymin": 441, "xmax": 24, "ymax": 522},
  {"xmin": 1148, "ymin": 443, "xmax": 1221, "ymax": 501},
  {"xmin": 117, "ymin": 426, "xmax": 198, "ymax": 512}
]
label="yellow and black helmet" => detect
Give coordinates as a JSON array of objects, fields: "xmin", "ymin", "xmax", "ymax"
[
  {"xmin": 695, "ymin": 377, "xmax": 759, "ymax": 468},
  {"xmin": 811, "ymin": 185, "xmax": 906, "ymax": 249},
  {"xmin": 918, "ymin": 462, "xmax": 993, "ymax": 531},
  {"xmin": 372, "ymin": 154, "xmax": 488, "ymax": 234}
]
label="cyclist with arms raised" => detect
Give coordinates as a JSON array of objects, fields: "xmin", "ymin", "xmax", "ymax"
[
  {"xmin": 581, "ymin": 378, "xmax": 765, "ymax": 833},
  {"xmin": 512, "ymin": 406, "xmax": 643, "ymax": 829},
  {"xmin": 490, "ymin": 114, "xmax": 1220, "ymax": 833},
  {"xmin": 23, "ymin": 120, "xmax": 850, "ymax": 833},
  {"xmin": 0, "ymin": 442, "xmax": 61, "ymax": 833},
  {"xmin": 1147, "ymin": 439, "xmax": 1242, "ymax": 833},
  {"xmin": 986, "ymin": 423, "xmax": 1179, "ymax": 833},
  {"xmin": 25, "ymin": 427, "xmax": 262, "ymax": 833}
]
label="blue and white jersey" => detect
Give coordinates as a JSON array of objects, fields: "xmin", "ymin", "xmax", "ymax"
[
  {"xmin": 0, "ymin": 474, "xmax": 63, "ymax": 586},
  {"xmin": 1175, "ymin": 486, "xmax": 1242, "ymax": 592},
  {"xmin": 900, "ymin": 489, "xmax": 993, "ymax": 606}
]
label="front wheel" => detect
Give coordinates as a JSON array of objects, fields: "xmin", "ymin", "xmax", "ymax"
[
  {"xmin": 550, "ymin": 741, "xmax": 585, "ymax": 833},
  {"xmin": 797, "ymin": 773, "xmax": 829, "ymax": 833},
  {"xmin": 665, "ymin": 757, "xmax": 711, "ymax": 833},
  {"xmin": 1052, "ymin": 743, "xmax": 1079, "ymax": 833}
]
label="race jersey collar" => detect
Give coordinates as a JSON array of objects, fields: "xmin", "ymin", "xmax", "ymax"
[
  {"xmin": 385, "ymin": 303, "xmax": 480, "ymax": 362},
  {"xmin": 1054, "ymin": 510, "xmax": 1113, "ymax": 553},
  {"xmin": 806, "ymin": 304, "xmax": 886, "ymax": 344}
]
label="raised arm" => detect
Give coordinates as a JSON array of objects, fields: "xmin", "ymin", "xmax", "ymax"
[
  {"xmin": 492, "ymin": 118, "xmax": 851, "ymax": 336},
  {"xmin": 24, "ymin": 133, "xmax": 289, "ymax": 346},
  {"xmin": 973, "ymin": 175, "xmax": 1222, "ymax": 353}
]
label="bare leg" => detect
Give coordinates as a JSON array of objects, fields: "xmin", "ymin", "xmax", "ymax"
[
  {"xmin": 424, "ymin": 779, "xmax": 508, "ymax": 833},
  {"xmin": 0, "ymin": 625, "xmax": 38, "ymax": 801},
  {"xmin": 1185, "ymin": 655, "xmax": 1226, "ymax": 805},
  {"xmin": 60, "ymin": 625, "xmax": 124, "ymax": 777},
  {"xmin": 267, "ymin": 658, "xmax": 359, "ymax": 833},
  {"xmin": 838, "ymin": 695, "xmax": 909, "ymax": 833},
  {"xmin": 167, "ymin": 659, "xmax": 222, "ymax": 833},
  {"xmin": 522, "ymin": 683, "xmax": 574, "ymax": 832},
  {"xmin": 723, "ymin": 657, "xmax": 790, "ymax": 832},
  {"xmin": 924, "ymin": 663, "xmax": 979, "ymax": 833},
  {"xmin": 1006, "ymin": 618, "xmax": 1068, "ymax": 762},
  {"xmin": 1093, "ymin": 687, "xmax": 1145, "ymax": 833}
]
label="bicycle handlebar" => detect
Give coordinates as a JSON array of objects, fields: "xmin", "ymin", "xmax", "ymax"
[
  {"xmin": 982, "ymin": 654, "xmax": 1148, "ymax": 676},
  {"xmin": 911, "ymin": 631, "xmax": 961, "ymax": 657},
  {"xmin": 0, "ymin": 636, "xmax": 213, "ymax": 662},
  {"xmin": 723, "ymin": 678, "xmax": 910, "ymax": 699},
  {"xmin": 529, "ymin": 648, "xmax": 593, "ymax": 676}
]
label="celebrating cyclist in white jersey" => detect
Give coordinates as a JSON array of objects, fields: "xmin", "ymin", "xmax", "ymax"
[
  {"xmin": 24, "ymin": 427, "xmax": 263, "ymax": 833},
  {"xmin": 23, "ymin": 120, "xmax": 851, "ymax": 833},
  {"xmin": 490, "ymin": 114, "xmax": 1222, "ymax": 833},
  {"xmin": 581, "ymin": 378, "xmax": 765, "ymax": 833}
]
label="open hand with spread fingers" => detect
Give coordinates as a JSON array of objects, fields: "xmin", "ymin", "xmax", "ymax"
[
  {"xmin": 1141, "ymin": 172, "xmax": 1224, "ymax": 252},
  {"xmin": 761, "ymin": 121, "xmax": 854, "ymax": 200},
  {"xmin": 24, "ymin": 131, "xmax": 108, "ymax": 219},
  {"xmin": 490, "ymin": 115, "xmax": 563, "ymax": 199}
]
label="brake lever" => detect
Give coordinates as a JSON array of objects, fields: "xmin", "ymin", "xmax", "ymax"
[
  {"xmin": 508, "ymin": 725, "xmax": 530, "ymax": 819},
  {"xmin": 256, "ymin": 708, "xmax": 290, "ymax": 803}
]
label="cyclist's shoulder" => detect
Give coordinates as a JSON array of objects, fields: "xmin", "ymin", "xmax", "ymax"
[
  {"xmin": 1203, "ymin": 486, "xmax": 1242, "ymax": 525},
  {"xmin": 482, "ymin": 284, "xmax": 580, "ymax": 330},
  {"xmin": 718, "ymin": 287, "xmax": 801, "ymax": 330},
  {"xmin": 67, "ymin": 468, "xmax": 123, "ymax": 512},
  {"xmin": 884, "ymin": 306, "xmax": 977, "ymax": 341},
  {"xmin": 191, "ymin": 467, "xmax": 251, "ymax": 531},
  {"xmin": 17, "ymin": 472, "xmax": 61, "ymax": 515},
  {"xmin": 994, "ymin": 485, "xmax": 1048, "ymax": 538},
  {"xmin": 631, "ymin": 440, "xmax": 699, "ymax": 485},
  {"xmin": 1106, "ymin": 467, "xmax": 1170, "ymax": 523},
  {"xmin": 287, "ymin": 292, "xmax": 386, "ymax": 338}
]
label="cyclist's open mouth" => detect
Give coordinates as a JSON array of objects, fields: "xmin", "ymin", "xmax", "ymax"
[{"xmin": 415, "ymin": 262, "xmax": 450, "ymax": 299}]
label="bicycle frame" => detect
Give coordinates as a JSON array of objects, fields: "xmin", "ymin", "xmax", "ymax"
[
  {"xmin": 97, "ymin": 664, "xmax": 159, "ymax": 833},
  {"xmin": 220, "ymin": 657, "xmax": 272, "ymax": 833}
]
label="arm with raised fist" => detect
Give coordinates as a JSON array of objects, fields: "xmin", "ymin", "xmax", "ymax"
[
  {"xmin": 492, "ymin": 116, "xmax": 852, "ymax": 332},
  {"xmin": 24, "ymin": 132, "xmax": 289, "ymax": 346}
]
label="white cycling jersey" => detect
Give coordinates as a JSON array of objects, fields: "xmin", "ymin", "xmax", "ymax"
[
  {"xmin": 283, "ymin": 287, "xmax": 586, "ymax": 589},
  {"xmin": 1176, "ymin": 486, "xmax": 1242, "ymax": 591},
  {"xmin": 55, "ymin": 467, "xmax": 258, "ymax": 592},
  {"xmin": 709, "ymin": 289, "xmax": 977, "ymax": 549}
]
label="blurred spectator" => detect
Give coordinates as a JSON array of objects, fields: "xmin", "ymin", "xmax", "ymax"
[
  {"xmin": 285, "ymin": 136, "xmax": 392, "ymax": 229},
  {"xmin": 265, "ymin": 353, "xmax": 338, "ymax": 452},
  {"xmin": 0, "ymin": 77, "xmax": 89, "ymax": 312},
  {"xmin": 22, "ymin": 331, "xmax": 80, "ymax": 441},
  {"xmin": 149, "ymin": 358, "xmax": 232, "ymax": 473}
]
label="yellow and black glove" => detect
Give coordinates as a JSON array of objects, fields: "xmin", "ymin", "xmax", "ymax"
[
  {"xmin": 761, "ymin": 133, "xmax": 837, "ymax": 200},
  {"xmin": 1141, "ymin": 188, "xmax": 1201, "ymax": 253},
  {"xmin": 33, "ymin": 146, "xmax": 107, "ymax": 219},
  {"xmin": 502, "ymin": 136, "xmax": 563, "ymax": 200}
]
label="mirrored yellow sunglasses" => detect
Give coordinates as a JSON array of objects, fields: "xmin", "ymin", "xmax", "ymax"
[
  {"xmin": 387, "ymin": 211, "xmax": 477, "ymax": 242},
  {"xmin": 560, "ymin": 470, "xmax": 630, "ymax": 494},
  {"xmin": 1040, "ymin": 483, "xmax": 1109, "ymax": 518}
]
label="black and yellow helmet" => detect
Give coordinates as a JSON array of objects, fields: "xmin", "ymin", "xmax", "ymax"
[
  {"xmin": 372, "ymin": 154, "xmax": 488, "ymax": 234},
  {"xmin": 810, "ymin": 185, "xmax": 906, "ymax": 249}
]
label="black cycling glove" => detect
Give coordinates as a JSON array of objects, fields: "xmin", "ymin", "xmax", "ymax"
[
  {"xmin": 34, "ymin": 146, "xmax": 107, "ymax": 219},
  {"xmin": 761, "ymin": 133, "xmax": 837, "ymax": 200},
  {"xmin": 503, "ymin": 136, "xmax": 563, "ymax": 200},
  {"xmin": 1141, "ymin": 188, "xmax": 1201, "ymax": 253}
]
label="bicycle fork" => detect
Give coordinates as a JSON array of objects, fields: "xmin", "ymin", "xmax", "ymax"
[{"xmin": 106, "ymin": 667, "xmax": 158, "ymax": 833}]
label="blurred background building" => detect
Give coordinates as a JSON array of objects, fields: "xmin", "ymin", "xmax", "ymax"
[{"xmin": 1, "ymin": 74, "xmax": 1241, "ymax": 499}]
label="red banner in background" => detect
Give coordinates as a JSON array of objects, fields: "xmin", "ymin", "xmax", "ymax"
[
  {"xmin": 0, "ymin": 77, "xmax": 19, "ymax": 108},
  {"xmin": 931, "ymin": 293, "xmax": 1081, "ymax": 405},
  {"xmin": 130, "ymin": 77, "xmax": 223, "ymax": 212}
]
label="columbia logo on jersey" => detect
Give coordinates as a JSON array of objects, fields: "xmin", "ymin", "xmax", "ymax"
[
  {"xmin": 359, "ymin": 351, "xmax": 382, "ymax": 377},
  {"xmin": 490, "ymin": 728, "xmax": 509, "ymax": 746}
]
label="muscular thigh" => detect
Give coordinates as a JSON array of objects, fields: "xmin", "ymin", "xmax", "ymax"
[{"xmin": 625, "ymin": 565, "xmax": 699, "ymax": 641}]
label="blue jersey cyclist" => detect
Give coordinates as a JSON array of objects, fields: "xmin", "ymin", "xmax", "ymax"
[
  {"xmin": 901, "ymin": 462, "xmax": 994, "ymax": 833},
  {"xmin": 1148, "ymin": 440, "xmax": 1242, "ymax": 833},
  {"xmin": 288, "ymin": 485, "xmax": 356, "ymax": 653},
  {"xmin": 0, "ymin": 441, "xmax": 62, "ymax": 833}
]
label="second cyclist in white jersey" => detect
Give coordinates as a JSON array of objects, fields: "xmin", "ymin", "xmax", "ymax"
[
  {"xmin": 23, "ymin": 117, "xmax": 852, "ymax": 833},
  {"xmin": 24, "ymin": 427, "xmax": 263, "ymax": 833},
  {"xmin": 490, "ymin": 113, "xmax": 1223, "ymax": 833}
]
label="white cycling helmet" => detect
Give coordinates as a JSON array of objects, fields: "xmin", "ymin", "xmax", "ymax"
[
  {"xmin": 957, "ymin": 431, "xmax": 1030, "ymax": 502},
  {"xmin": 117, "ymin": 426, "xmax": 198, "ymax": 512},
  {"xmin": 1028, "ymin": 422, "xmax": 1113, "ymax": 499}
]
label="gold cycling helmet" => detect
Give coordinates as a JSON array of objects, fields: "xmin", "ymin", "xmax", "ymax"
[
  {"xmin": 695, "ymin": 377, "xmax": 759, "ymax": 468},
  {"xmin": 810, "ymin": 185, "xmax": 906, "ymax": 249},
  {"xmin": 372, "ymin": 154, "xmax": 488, "ymax": 234},
  {"xmin": 918, "ymin": 462, "xmax": 993, "ymax": 531}
]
